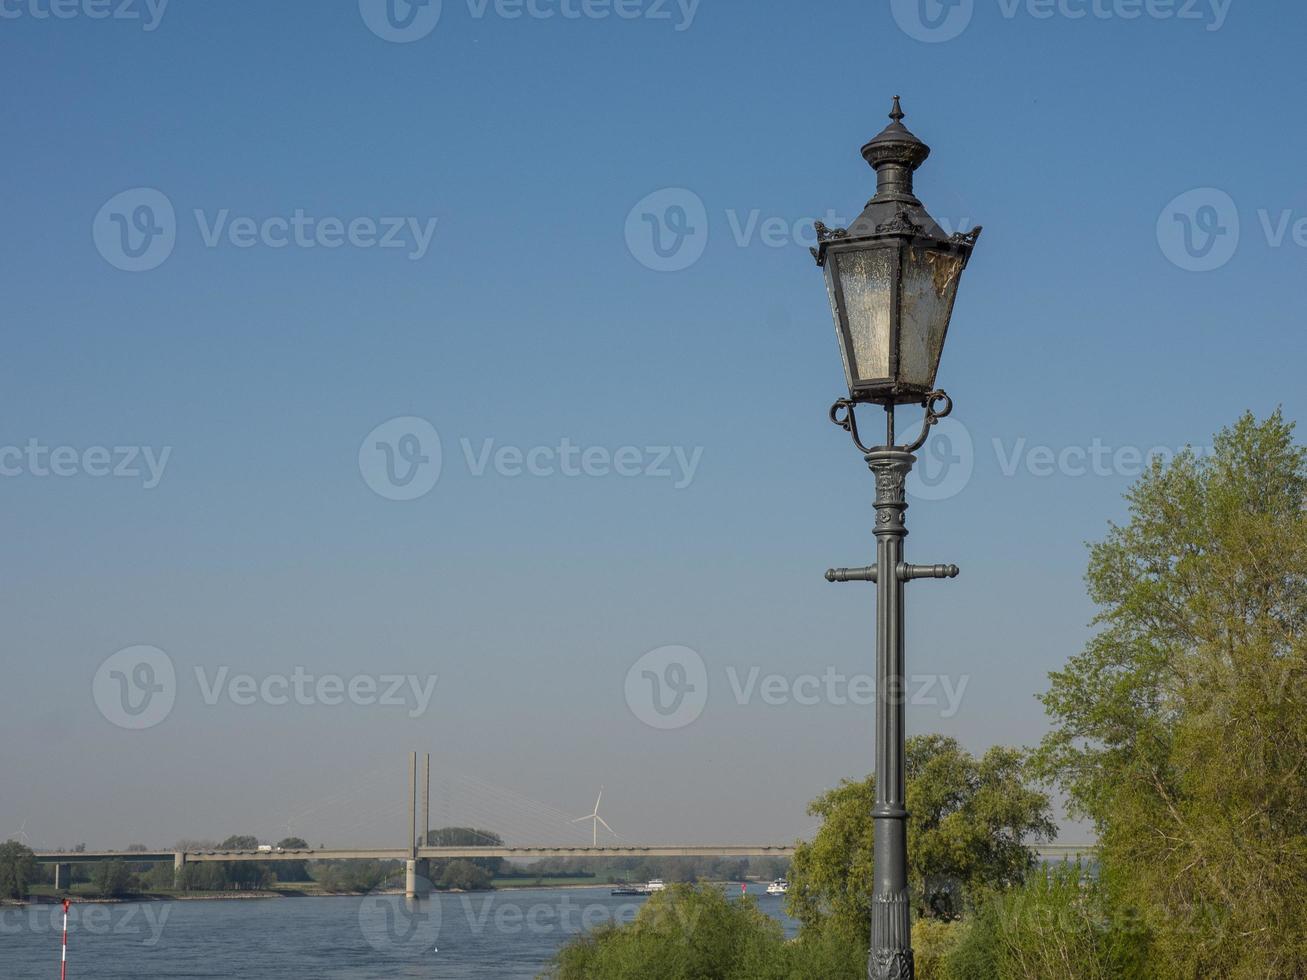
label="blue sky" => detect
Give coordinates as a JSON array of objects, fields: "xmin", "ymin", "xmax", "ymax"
[{"xmin": 2, "ymin": 0, "xmax": 1305, "ymax": 849}]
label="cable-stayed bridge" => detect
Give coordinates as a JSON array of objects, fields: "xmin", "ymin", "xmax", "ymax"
[{"xmin": 31, "ymin": 753, "xmax": 1096, "ymax": 896}]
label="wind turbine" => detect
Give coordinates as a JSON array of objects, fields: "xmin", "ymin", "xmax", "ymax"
[{"xmin": 571, "ymin": 788, "xmax": 615, "ymax": 847}]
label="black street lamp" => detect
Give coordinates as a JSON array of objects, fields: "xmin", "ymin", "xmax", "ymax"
[{"xmin": 812, "ymin": 98, "xmax": 981, "ymax": 980}]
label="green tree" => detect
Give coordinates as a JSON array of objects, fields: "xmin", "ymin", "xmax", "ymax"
[
  {"xmin": 144, "ymin": 861, "xmax": 176, "ymax": 891},
  {"xmin": 215, "ymin": 835, "xmax": 273, "ymax": 890},
  {"xmin": 274, "ymin": 837, "xmax": 310, "ymax": 882},
  {"xmin": 178, "ymin": 861, "xmax": 229, "ymax": 892},
  {"xmin": 425, "ymin": 826, "xmax": 504, "ymax": 878},
  {"xmin": 0, "ymin": 840, "xmax": 38, "ymax": 899},
  {"xmin": 1034, "ymin": 411, "xmax": 1307, "ymax": 979},
  {"xmin": 548, "ymin": 884, "xmax": 870, "ymax": 979},
  {"xmin": 437, "ymin": 859, "xmax": 492, "ymax": 891},
  {"xmin": 92, "ymin": 860, "xmax": 139, "ymax": 898},
  {"xmin": 787, "ymin": 735, "xmax": 1054, "ymax": 942},
  {"xmin": 547, "ymin": 884, "xmax": 845, "ymax": 980},
  {"xmin": 310, "ymin": 859, "xmax": 396, "ymax": 894}
]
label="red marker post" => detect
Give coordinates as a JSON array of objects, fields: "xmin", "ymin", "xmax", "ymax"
[{"xmin": 60, "ymin": 899, "xmax": 70, "ymax": 980}]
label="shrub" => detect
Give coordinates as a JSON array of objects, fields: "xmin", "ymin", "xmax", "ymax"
[
  {"xmin": 913, "ymin": 918, "xmax": 964, "ymax": 979},
  {"xmin": 942, "ymin": 864, "xmax": 1149, "ymax": 980},
  {"xmin": 546, "ymin": 884, "xmax": 787, "ymax": 980}
]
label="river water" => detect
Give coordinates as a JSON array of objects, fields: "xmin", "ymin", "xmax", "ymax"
[{"xmin": 0, "ymin": 884, "xmax": 798, "ymax": 979}]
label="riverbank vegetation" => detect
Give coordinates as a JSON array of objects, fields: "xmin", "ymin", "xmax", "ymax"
[{"xmin": 546, "ymin": 412, "xmax": 1307, "ymax": 980}]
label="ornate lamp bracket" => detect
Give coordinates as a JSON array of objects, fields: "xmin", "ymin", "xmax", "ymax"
[{"xmin": 829, "ymin": 390, "xmax": 953, "ymax": 455}]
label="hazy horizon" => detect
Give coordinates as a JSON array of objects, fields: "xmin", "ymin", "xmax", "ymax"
[{"xmin": 4, "ymin": 1, "xmax": 1304, "ymax": 854}]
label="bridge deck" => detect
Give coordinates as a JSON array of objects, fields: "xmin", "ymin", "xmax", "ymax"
[{"xmin": 34, "ymin": 843, "xmax": 1095, "ymax": 863}]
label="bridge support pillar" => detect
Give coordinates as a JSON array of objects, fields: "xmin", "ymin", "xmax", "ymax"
[
  {"xmin": 174, "ymin": 851, "xmax": 186, "ymax": 885},
  {"xmin": 54, "ymin": 864, "xmax": 71, "ymax": 891},
  {"xmin": 405, "ymin": 859, "xmax": 431, "ymax": 899}
]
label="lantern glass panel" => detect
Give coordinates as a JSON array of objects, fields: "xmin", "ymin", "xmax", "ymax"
[
  {"xmin": 828, "ymin": 246, "xmax": 894, "ymax": 385},
  {"xmin": 898, "ymin": 246, "xmax": 964, "ymax": 390}
]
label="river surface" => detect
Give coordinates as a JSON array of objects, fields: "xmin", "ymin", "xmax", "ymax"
[{"xmin": 0, "ymin": 884, "xmax": 798, "ymax": 979}]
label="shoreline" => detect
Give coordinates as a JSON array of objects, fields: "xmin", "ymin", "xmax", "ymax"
[
  {"xmin": 5, "ymin": 882, "xmax": 628, "ymax": 907},
  {"xmin": 7, "ymin": 879, "xmax": 770, "ymax": 908}
]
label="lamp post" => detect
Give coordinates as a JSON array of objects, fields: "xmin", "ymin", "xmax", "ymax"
[{"xmin": 812, "ymin": 98, "xmax": 981, "ymax": 980}]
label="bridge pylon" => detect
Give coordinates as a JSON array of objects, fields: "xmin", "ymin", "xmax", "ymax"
[{"xmin": 404, "ymin": 750, "xmax": 432, "ymax": 899}]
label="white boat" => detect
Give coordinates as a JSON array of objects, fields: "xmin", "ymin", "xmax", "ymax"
[
  {"xmin": 644, "ymin": 879, "xmax": 666, "ymax": 893},
  {"xmin": 766, "ymin": 878, "xmax": 789, "ymax": 896}
]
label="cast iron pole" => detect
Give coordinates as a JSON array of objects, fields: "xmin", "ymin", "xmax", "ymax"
[
  {"xmin": 868, "ymin": 448, "xmax": 913, "ymax": 980},
  {"xmin": 826, "ymin": 410, "xmax": 959, "ymax": 980}
]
